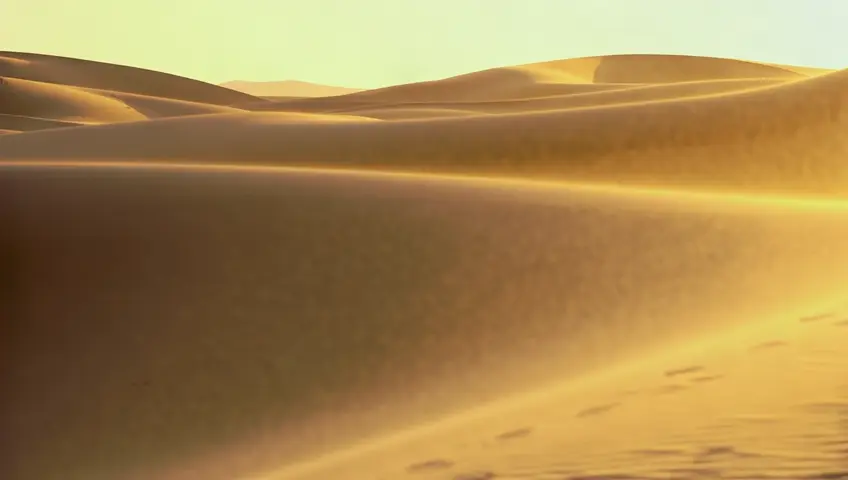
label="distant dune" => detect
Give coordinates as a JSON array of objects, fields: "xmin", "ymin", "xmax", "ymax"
[
  {"xmin": 0, "ymin": 53, "xmax": 844, "ymax": 196},
  {"xmin": 0, "ymin": 52, "xmax": 263, "ymax": 105},
  {"xmin": 2, "ymin": 51, "xmax": 847, "ymax": 480},
  {"xmin": 220, "ymin": 79, "xmax": 363, "ymax": 98}
]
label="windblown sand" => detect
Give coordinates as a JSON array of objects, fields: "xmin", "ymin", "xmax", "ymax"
[{"xmin": 1, "ymin": 52, "xmax": 847, "ymax": 480}]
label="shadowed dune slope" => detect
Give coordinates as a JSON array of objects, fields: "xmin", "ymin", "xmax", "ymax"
[
  {"xmin": 220, "ymin": 80, "xmax": 363, "ymax": 97},
  {"xmin": 0, "ymin": 52, "xmax": 264, "ymax": 106},
  {"xmin": 2, "ymin": 66, "xmax": 848, "ymax": 196},
  {"xmin": 3, "ymin": 163, "xmax": 848, "ymax": 480}
]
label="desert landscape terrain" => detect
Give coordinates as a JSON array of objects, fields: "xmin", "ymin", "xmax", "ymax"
[{"xmin": 2, "ymin": 51, "xmax": 848, "ymax": 480}]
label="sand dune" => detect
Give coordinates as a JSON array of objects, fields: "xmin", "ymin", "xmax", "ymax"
[
  {"xmin": 268, "ymin": 302, "xmax": 848, "ymax": 480},
  {"xmin": 328, "ymin": 78, "xmax": 789, "ymax": 117},
  {"xmin": 0, "ymin": 113, "xmax": 82, "ymax": 132},
  {"xmin": 0, "ymin": 52, "xmax": 264, "ymax": 106},
  {"xmin": 220, "ymin": 80, "xmax": 363, "ymax": 98},
  {"xmin": 3, "ymin": 51, "xmax": 848, "ymax": 480},
  {"xmin": 0, "ymin": 74, "xmax": 246, "ymax": 125},
  {"xmin": 308, "ymin": 54, "xmax": 816, "ymax": 105},
  {"xmin": 2, "ymin": 54, "xmax": 843, "ymax": 199},
  {"xmin": 3, "ymin": 163, "xmax": 848, "ymax": 480},
  {"xmin": 87, "ymin": 89, "xmax": 245, "ymax": 119},
  {"xmin": 0, "ymin": 76, "xmax": 147, "ymax": 124},
  {"xmin": 1, "ymin": 59, "xmax": 847, "ymax": 196}
]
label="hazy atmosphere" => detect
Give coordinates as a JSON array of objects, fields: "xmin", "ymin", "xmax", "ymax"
[
  {"xmin": 3, "ymin": 2, "xmax": 848, "ymax": 480},
  {"xmin": 3, "ymin": 0, "xmax": 848, "ymax": 87}
]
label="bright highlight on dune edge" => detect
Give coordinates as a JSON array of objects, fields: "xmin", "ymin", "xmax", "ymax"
[{"xmin": 3, "ymin": 160, "xmax": 848, "ymax": 210}]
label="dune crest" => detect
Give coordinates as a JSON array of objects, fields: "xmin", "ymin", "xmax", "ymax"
[
  {"xmin": 0, "ymin": 76, "xmax": 146, "ymax": 124},
  {"xmin": 0, "ymin": 52, "xmax": 264, "ymax": 105},
  {"xmin": 322, "ymin": 53, "xmax": 818, "ymax": 104}
]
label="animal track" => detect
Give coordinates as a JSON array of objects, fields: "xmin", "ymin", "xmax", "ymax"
[
  {"xmin": 576, "ymin": 402, "xmax": 620, "ymax": 418},
  {"xmin": 406, "ymin": 458, "xmax": 454, "ymax": 473},
  {"xmin": 664, "ymin": 365, "xmax": 705, "ymax": 377},
  {"xmin": 495, "ymin": 427, "xmax": 533, "ymax": 441}
]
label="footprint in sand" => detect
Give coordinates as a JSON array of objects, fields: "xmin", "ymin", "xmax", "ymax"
[
  {"xmin": 453, "ymin": 471, "xmax": 496, "ymax": 480},
  {"xmin": 693, "ymin": 445, "xmax": 763, "ymax": 463},
  {"xmin": 664, "ymin": 365, "xmax": 706, "ymax": 378},
  {"xmin": 629, "ymin": 447, "xmax": 688, "ymax": 457},
  {"xmin": 799, "ymin": 312, "xmax": 836, "ymax": 324},
  {"xmin": 406, "ymin": 458, "xmax": 454, "ymax": 473},
  {"xmin": 616, "ymin": 388, "xmax": 641, "ymax": 398},
  {"xmin": 575, "ymin": 402, "xmax": 620, "ymax": 418},
  {"xmin": 749, "ymin": 340, "xmax": 789, "ymax": 352},
  {"xmin": 833, "ymin": 319, "xmax": 848, "ymax": 327},
  {"xmin": 690, "ymin": 374, "xmax": 724, "ymax": 384},
  {"xmin": 653, "ymin": 384, "xmax": 690, "ymax": 395},
  {"xmin": 495, "ymin": 427, "xmax": 533, "ymax": 441}
]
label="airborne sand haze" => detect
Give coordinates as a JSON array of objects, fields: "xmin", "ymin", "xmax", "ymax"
[{"xmin": 1, "ymin": 50, "xmax": 848, "ymax": 480}]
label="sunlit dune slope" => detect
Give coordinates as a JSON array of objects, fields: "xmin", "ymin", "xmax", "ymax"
[
  {"xmin": 2, "ymin": 65, "xmax": 848, "ymax": 196},
  {"xmin": 0, "ymin": 52, "xmax": 265, "ymax": 106},
  {"xmin": 4, "ymin": 163, "xmax": 848, "ymax": 480},
  {"xmin": 299, "ymin": 53, "xmax": 821, "ymax": 104},
  {"xmin": 220, "ymin": 80, "xmax": 363, "ymax": 97},
  {"xmin": 267, "ymin": 304, "xmax": 848, "ymax": 480},
  {"xmin": 247, "ymin": 82, "xmax": 641, "ymax": 114},
  {"xmin": 318, "ymin": 77, "xmax": 788, "ymax": 118},
  {"xmin": 0, "ymin": 77, "xmax": 146, "ymax": 123},
  {"xmin": 0, "ymin": 76, "xmax": 244, "ymax": 127},
  {"xmin": 89, "ymin": 88, "xmax": 245, "ymax": 118}
]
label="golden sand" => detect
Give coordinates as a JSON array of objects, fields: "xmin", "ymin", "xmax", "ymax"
[
  {"xmin": 1, "ymin": 52, "xmax": 847, "ymax": 480},
  {"xmin": 219, "ymin": 80, "xmax": 363, "ymax": 98}
]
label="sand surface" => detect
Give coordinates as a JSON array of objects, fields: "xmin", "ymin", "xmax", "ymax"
[
  {"xmin": 1, "ymin": 52, "xmax": 847, "ymax": 480},
  {"xmin": 219, "ymin": 80, "xmax": 363, "ymax": 98}
]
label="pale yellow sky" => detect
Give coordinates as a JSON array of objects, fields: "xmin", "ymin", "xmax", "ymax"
[{"xmin": 2, "ymin": 0, "xmax": 846, "ymax": 88}]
